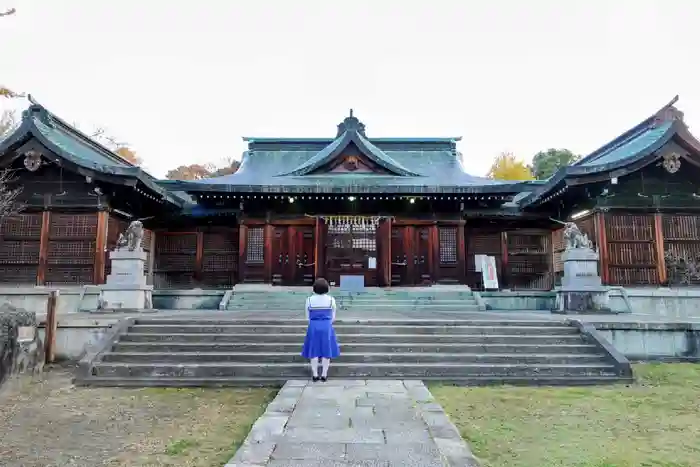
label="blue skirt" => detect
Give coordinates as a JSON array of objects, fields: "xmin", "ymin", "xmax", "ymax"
[{"xmin": 301, "ymin": 312, "xmax": 340, "ymax": 359}]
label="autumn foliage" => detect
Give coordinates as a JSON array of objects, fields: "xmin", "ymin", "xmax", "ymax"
[
  {"xmin": 487, "ymin": 151, "xmax": 534, "ymax": 181},
  {"xmin": 165, "ymin": 159, "xmax": 240, "ymax": 180}
]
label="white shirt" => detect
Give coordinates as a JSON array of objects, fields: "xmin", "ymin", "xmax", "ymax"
[{"xmin": 305, "ymin": 294, "xmax": 337, "ymax": 322}]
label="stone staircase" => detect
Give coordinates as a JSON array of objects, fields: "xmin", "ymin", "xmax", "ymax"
[
  {"xmin": 76, "ymin": 318, "xmax": 633, "ymax": 387},
  {"xmin": 225, "ymin": 288, "xmax": 482, "ymax": 313}
]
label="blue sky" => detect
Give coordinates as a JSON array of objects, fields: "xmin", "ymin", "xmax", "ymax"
[{"xmin": 1, "ymin": 0, "xmax": 698, "ymax": 178}]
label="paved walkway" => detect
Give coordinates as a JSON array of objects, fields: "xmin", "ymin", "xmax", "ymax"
[{"xmin": 225, "ymin": 379, "xmax": 478, "ymax": 467}]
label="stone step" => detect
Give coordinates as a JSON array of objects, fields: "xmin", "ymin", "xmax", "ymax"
[
  {"xmin": 127, "ymin": 324, "xmax": 578, "ymax": 336},
  {"xmin": 91, "ymin": 362, "xmax": 619, "ymax": 379},
  {"xmin": 134, "ymin": 319, "xmax": 564, "ymax": 327},
  {"xmin": 120, "ymin": 333, "xmax": 584, "ymax": 345},
  {"xmin": 77, "ymin": 374, "xmax": 632, "ymax": 388},
  {"xmin": 113, "ymin": 342, "xmax": 600, "ymax": 355},
  {"xmin": 100, "ymin": 351, "xmax": 609, "ymax": 364}
]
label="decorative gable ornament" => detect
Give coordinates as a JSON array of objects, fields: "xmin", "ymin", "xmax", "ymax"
[
  {"xmin": 23, "ymin": 151, "xmax": 43, "ymax": 172},
  {"xmin": 662, "ymin": 152, "xmax": 681, "ymax": 174},
  {"xmin": 343, "ymin": 155, "xmax": 360, "ymax": 171}
]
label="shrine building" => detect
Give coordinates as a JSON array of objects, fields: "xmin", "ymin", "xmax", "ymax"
[{"xmin": 1, "ymin": 96, "xmax": 699, "ymax": 290}]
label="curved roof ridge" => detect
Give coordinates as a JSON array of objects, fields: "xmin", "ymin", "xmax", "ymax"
[
  {"xmin": 575, "ymin": 95, "xmax": 680, "ymax": 167},
  {"xmin": 280, "ymin": 130, "xmax": 420, "ymax": 177}
]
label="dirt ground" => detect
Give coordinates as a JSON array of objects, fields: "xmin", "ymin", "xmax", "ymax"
[{"xmin": 0, "ymin": 365, "xmax": 276, "ymax": 467}]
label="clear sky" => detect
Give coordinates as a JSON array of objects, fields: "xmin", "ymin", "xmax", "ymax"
[{"xmin": 1, "ymin": 0, "xmax": 698, "ymax": 178}]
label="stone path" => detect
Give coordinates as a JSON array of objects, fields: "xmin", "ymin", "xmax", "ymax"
[{"xmin": 225, "ymin": 379, "xmax": 478, "ymax": 467}]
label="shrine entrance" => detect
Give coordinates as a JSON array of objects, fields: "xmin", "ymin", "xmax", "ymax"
[
  {"xmin": 324, "ymin": 216, "xmax": 380, "ymax": 287},
  {"xmin": 270, "ymin": 225, "xmax": 316, "ymax": 285},
  {"xmin": 390, "ymin": 225, "xmax": 433, "ymax": 286}
]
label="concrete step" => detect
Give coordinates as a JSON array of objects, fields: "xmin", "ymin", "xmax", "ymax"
[
  {"xmin": 92, "ymin": 362, "xmax": 619, "ymax": 379},
  {"xmin": 113, "ymin": 342, "xmax": 601, "ymax": 355},
  {"xmin": 127, "ymin": 324, "xmax": 578, "ymax": 336},
  {"xmin": 134, "ymin": 319, "xmax": 565, "ymax": 327},
  {"xmin": 100, "ymin": 351, "xmax": 609, "ymax": 365},
  {"xmin": 77, "ymin": 374, "xmax": 633, "ymax": 388},
  {"xmin": 120, "ymin": 333, "xmax": 584, "ymax": 345}
]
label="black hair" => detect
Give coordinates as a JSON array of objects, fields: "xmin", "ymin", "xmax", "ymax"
[{"xmin": 312, "ymin": 277, "xmax": 330, "ymax": 295}]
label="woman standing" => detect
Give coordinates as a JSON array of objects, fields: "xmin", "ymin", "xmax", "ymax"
[{"xmin": 301, "ymin": 277, "xmax": 340, "ymax": 382}]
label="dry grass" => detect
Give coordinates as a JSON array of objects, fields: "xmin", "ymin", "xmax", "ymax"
[
  {"xmin": 0, "ymin": 367, "xmax": 276, "ymax": 467},
  {"xmin": 432, "ymin": 364, "xmax": 700, "ymax": 467}
]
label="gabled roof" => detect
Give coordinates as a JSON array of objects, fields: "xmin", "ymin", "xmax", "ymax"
[
  {"xmin": 0, "ymin": 96, "xmax": 186, "ymax": 207},
  {"xmin": 161, "ymin": 112, "xmax": 537, "ymax": 195},
  {"xmin": 520, "ymin": 96, "xmax": 698, "ymax": 207}
]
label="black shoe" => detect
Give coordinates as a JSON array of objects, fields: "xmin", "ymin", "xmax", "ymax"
[
  {"xmin": 320, "ymin": 376, "xmax": 327, "ymax": 382},
  {"xmin": 312, "ymin": 376, "xmax": 320, "ymax": 382}
]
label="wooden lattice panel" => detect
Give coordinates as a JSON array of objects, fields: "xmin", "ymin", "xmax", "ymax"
[
  {"xmin": 246, "ymin": 227, "xmax": 265, "ymax": 264},
  {"xmin": 662, "ymin": 214, "xmax": 700, "ymax": 285},
  {"xmin": 47, "ymin": 240, "xmax": 95, "ymax": 265},
  {"xmin": 49, "ymin": 213, "xmax": 97, "ymax": 238},
  {"xmin": 605, "ymin": 213, "xmax": 657, "ymax": 285},
  {"xmin": 466, "ymin": 230, "xmax": 502, "ymax": 290},
  {"xmin": 507, "ymin": 231, "xmax": 553, "ymax": 290},
  {"xmin": 552, "ymin": 228, "xmax": 565, "ymax": 273},
  {"xmin": 45, "ymin": 266, "xmax": 94, "ymax": 286},
  {"xmin": 0, "ymin": 214, "xmax": 42, "ymax": 238},
  {"xmin": 605, "ymin": 214, "xmax": 653, "ymax": 241},
  {"xmin": 0, "ymin": 265, "xmax": 39, "ymax": 284},
  {"xmin": 0, "ymin": 240, "xmax": 40, "ymax": 264},
  {"xmin": 154, "ymin": 272, "xmax": 196, "ymax": 289},
  {"xmin": 438, "ymin": 227, "xmax": 458, "ymax": 264},
  {"xmin": 156, "ymin": 233, "xmax": 197, "ymax": 255}
]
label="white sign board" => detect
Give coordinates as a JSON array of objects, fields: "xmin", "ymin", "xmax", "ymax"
[
  {"xmin": 17, "ymin": 326, "xmax": 35, "ymax": 343},
  {"xmin": 474, "ymin": 254, "xmax": 486, "ymax": 272},
  {"xmin": 368, "ymin": 257, "xmax": 377, "ymax": 270},
  {"xmin": 480, "ymin": 255, "xmax": 499, "ymax": 290}
]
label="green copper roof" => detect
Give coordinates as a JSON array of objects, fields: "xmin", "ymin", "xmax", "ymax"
[
  {"xmin": 163, "ymin": 112, "xmax": 537, "ymax": 195},
  {"xmin": 521, "ymin": 96, "xmax": 686, "ymax": 207},
  {"xmin": 0, "ymin": 97, "xmax": 186, "ymax": 207}
]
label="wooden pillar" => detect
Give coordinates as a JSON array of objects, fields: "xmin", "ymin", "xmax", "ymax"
[
  {"xmin": 500, "ymin": 231, "xmax": 509, "ymax": 289},
  {"xmin": 314, "ymin": 217, "xmax": 325, "ymax": 279},
  {"xmin": 147, "ymin": 230, "xmax": 156, "ymax": 286},
  {"xmin": 653, "ymin": 212, "xmax": 667, "ymax": 284},
  {"xmin": 238, "ymin": 223, "xmax": 248, "ymax": 282},
  {"xmin": 594, "ymin": 211, "xmax": 610, "ymax": 285},
  {"xmin": 194, "ymin": 231, "xmax": 204, "ymax": 283},
  {"xmin": 377, "ymin": 218, "xmax": 392, "ymax": 287},
  {"xmin": 429, "ymin": 224, "xmax": 439, "ymax": 284},
  {"xmin": 456, "ymin": 220, "xmax": 466, "ymax": 285},
  {"xmin": 287, "ymin": 225, "xmax": 297, "ymax": 282},
  {"xmin": 93, "ymin": 211, "xmax": 108, "ymax": 284},
  {"xmin": 37, "ymin": 210, "xmax": 51, "ymax": 286},
  {"xmin": 264, "ymin": 223, "xmax": 273, "ymax": 283}
]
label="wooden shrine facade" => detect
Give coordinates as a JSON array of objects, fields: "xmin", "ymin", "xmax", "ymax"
[{"xmin": 2, "ymin": 98, "xmax": 700, "ymax": 290}]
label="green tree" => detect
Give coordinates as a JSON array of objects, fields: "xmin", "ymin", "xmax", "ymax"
[
  {"xmin": 487, "ymin": 151, "xmax": 534, "ymax": 181},
  {"xmin": 531, "ymin": 148, "xmax": 580, "ymax": 180}
]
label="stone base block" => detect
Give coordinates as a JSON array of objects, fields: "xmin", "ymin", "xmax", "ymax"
[
  {"xmin": 555, "ymin": 288, "xmax": 611, "ymax": 314},
  {"xmin": 99, "ymin": 284, "xmax": 153, "ymax": 310}
]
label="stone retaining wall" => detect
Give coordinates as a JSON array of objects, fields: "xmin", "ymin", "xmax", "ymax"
[{"xmin": 0, "ymin": 303, "xmax": 43, "ymax": 387}]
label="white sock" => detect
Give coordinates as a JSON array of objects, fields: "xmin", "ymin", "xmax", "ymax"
[
  {"xmin": 321, "ymin": 358, "xmax": 330, "ymax": 378},
  {"xmin": 310, "ymin": 358, "xmax": 319, "ymax": 377}
]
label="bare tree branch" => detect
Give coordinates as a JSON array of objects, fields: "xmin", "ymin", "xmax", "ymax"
[
  {"xmin": 0, "ymin": 8, "xmax": 16, "ymax": 17},
  {"xmin": 0, "ymin": 169, "xmax": 23, "ymax": 225}
]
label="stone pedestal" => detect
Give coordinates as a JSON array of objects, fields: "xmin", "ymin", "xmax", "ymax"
[
  {"xmin": 98, "ymin": 249, "xmax": 153, "ymax": 310},
  {"xmin": 554, "ymin": 247, "xmax": 610, "ymax": 314}
]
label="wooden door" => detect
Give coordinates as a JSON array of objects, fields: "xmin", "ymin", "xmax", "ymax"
[
  {"xmin": 391, "ymin": 226, "xmax": 411, "ymax": 286},
  {"xmin": 270, "ymin": 226, "xmax": 289, "ymax": 285},
  {"xmin": 414, "ymin": 226, "xmax": 432, "ymax": 284},
  {"xmin": 325, "ymin": 221, "xmax": 378, "ymax": 287},
  {"xmin": 290, "ymin": 226, "xmax": 315, "ymax": 285},
  {"xmin": 390, "ymin": 226, "xmax": 433, "ymax": 285}
]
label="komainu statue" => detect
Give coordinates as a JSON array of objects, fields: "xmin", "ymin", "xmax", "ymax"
[
  {"xmin": 563, "ymin": 222, "xmax": 593, "ymax": 250},
  {"xmin": 116, "ymin": 220, "xmax": 144, "ymax": 251}
]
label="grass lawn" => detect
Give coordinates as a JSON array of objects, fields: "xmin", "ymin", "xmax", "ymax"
[
  {"xmin": 0, "ymin": 368, "xmax": 276, "ymax": 467},
  {"xmin": 432, "ymin": 364, "xmax": 700, "ymax": 467}
]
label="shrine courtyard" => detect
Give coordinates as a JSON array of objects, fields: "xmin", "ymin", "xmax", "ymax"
[{"xmin": 1, "ymin": 363, "xmax": 698, "ymax": 467}]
